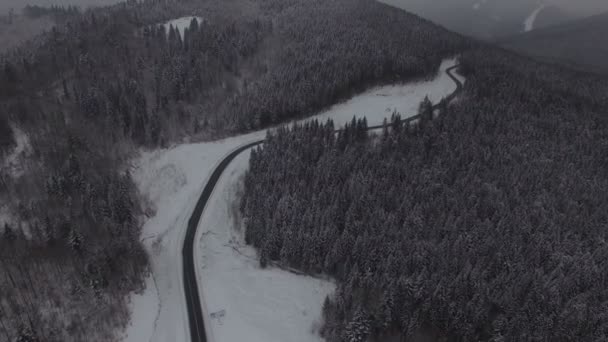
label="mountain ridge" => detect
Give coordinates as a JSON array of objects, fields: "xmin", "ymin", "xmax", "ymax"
[{"xmin": 500, "ymin": 11, "xmax": 608, "ymax": 74}]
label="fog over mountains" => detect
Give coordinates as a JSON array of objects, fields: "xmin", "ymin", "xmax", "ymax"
[
  {"xmin": 379, "ymin": 0, "xmax": 608, "ymax": 39},
  {"xmin": 501, "ymin": 11, "xmax": 608, "ymax": 74},
  {"xmin": 549, "ymin": 0, "xmax": 608, "ymax": 16}
]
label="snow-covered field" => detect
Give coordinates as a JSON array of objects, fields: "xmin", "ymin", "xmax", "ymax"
[
  {"xmin": 2, "ymin": 124, "xmax": 31, "ymax": 178},
  {"xmin": 163, "ymin": 16, "xmax": 203, "ymax": 39},
  {"xmin": 124, "ymin": 58, "xmax": 464, "ymax": 342},
  {"xmin": 121, "ymin": 276, "xmax": 160, "ymax": 342},
  {"xmin": 301, "ymin": 58, "xmax": 463, "ymax": 128},
  {"xmin": 524, "ymin": 4, "xmax": 546, "ymax": 32},
  {"xmin": 0, "ymin": 124, "xmax": 31, "ymax": 232}
]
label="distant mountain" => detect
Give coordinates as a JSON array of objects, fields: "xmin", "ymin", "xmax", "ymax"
[
  {"xmin": 532, "ymin": 5, "xmax": 573, "ymax": 30},
  {"xmin": 379, "ymin": 0, "xmax": 534, "ymax": 39},
  {"xmin": 500, "ymin": 12, "xmax": 608, "ymax": 75},
  {"xmin": 377, "ymin": 0, "xmax": 588, "ymax": 40}
]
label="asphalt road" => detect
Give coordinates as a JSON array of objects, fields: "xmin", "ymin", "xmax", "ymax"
[{"xmin": 182, "ymin": 64, "xmax": 463, "ymax": 342}]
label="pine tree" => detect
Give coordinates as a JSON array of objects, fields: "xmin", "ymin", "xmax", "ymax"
[
  {"xmin": 418, "ymin": 95, "xmax": 433, "ymax": 122},
  {"xmin": 259, "ymin": 248, "xmax": 269, "ymax": 268},
  {"xmin": 344, "ymin": 308, "xmax": 370, "ymax": 342},
  {"xmin": 62, "ymin": 79, "xmax": 71, "ymax": 99},
  {"xmin": 3, "ymin": 223, "xmax": 17, "ymax": 246},
  {"xmin": 16, "ymin": 325, "xmax": 38, "ymax": 342},
  {"xmin": 68, "ymin": 227, "xmax": 83, "ymax": 255}
]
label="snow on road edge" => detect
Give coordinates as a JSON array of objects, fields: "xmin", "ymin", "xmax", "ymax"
[{"xmin": 194, "ymin": 151, "xmax": 335, "ymax": 342}]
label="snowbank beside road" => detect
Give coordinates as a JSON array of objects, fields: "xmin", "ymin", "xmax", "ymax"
[
  {"xmin": 195, "ymin": 151, "xmax": 335, "ymax": 342},
  {"xmin": 121, "ymin": 275, "xmax": 160, "ymax": 342}
]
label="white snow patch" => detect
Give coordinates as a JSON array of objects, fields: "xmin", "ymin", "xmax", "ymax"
[
  {"xmin": 163, "ymin": 16, "xmax": 203, "ymax": 39},
  {"xmin": 195, "ymin": 151, "xmax": 335, "ymax": 342},
  {"xmin": 524, "ymin": 4, "xmax": 546, "ymax": 32},
  {"xmin": 300, "ymin": 58, "xmax": 463, "ymax": 128},
  {"xmin": 0, "ymin": 205, "xmax": 14, "ymax": 232},
  {"xmin": 121, "ymin": 275, "xmax": 160, "ymax": 342},
  {"xmin": 126, "ymin": 57, "xmax": 464, "ymax": 342},
  {"xmin": 2, "ymin": 124, "xmax": 31, "ymax": 178}
]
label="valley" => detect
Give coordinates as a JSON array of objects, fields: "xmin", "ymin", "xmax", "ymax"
[{"xmin": 1, "ymin": 0, "xmax": 608, "ymax": 341}]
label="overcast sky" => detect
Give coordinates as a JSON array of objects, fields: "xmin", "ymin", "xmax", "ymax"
[
  {"xmin": 547, "ymin": 0, "xmax": 608, "ymax": 16},
  {"xmin": 381, "ymin": 0, "xmax": 608, "ymax": 17},
  {"xmin": 2, "ymin": 0, "xmax": 607, "ymax": 18}
]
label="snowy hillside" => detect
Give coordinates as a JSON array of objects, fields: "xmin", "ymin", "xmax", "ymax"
[
  {"xmin": 124, "ymin": 58, "xmax": 464, "ymax": 342},
  {"xmin": 0, "ymin": 124, "xmax": 31, "ymax": 233}
]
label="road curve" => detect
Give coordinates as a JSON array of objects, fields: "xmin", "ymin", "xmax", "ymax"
[
  {"xmin": 182, "ymin": 141, "xmax": 263, "ymax": 342},
  {"xmin": 182, "ymin": 64, "xmax": 463, "ymax": 342}
]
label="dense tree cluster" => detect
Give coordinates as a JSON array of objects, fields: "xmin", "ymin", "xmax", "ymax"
[
  {"xmin": 241, "ymin": 49, "xmax": 608, "ymax": 341},
  {"xmin": 22, "ymin": 5, "xmax": 80, "ymax": 20},
  {"xmin": 226, "ymin": 0, "xmax": 468, "ymax": 130}
]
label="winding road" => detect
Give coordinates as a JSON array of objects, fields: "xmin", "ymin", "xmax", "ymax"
[{"xmin": 182, "ymin": 65, "xmax": 463, "ymax": 342}]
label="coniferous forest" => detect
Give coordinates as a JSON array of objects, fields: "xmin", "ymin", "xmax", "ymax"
[
  {"xmin": 0, "ymin": 0, "xmax": 468, "ymax": 340},
  {"xmin": 241, "ymin": 48, "xmax": 608, "ymax": 341}
]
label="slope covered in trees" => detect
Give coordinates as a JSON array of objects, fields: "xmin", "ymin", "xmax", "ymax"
[
  {"xmin": 0, "ymin": 0, "xmax": 469, "ymax": 340},
  {"xmin": 241, "ymin": 48, "xmax": 608, "ymax": 341}
]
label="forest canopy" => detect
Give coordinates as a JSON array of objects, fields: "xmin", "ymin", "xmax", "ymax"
[{"xmin": 241, "ymin": 47, "xmax": 608, "ymax": 341}]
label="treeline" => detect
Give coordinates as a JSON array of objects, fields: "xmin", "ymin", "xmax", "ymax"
[
  {"xmin": 241, "ymin": 49, "xmax": 608, "ymax": 341},
  {"xmin": 22, "ymin": 5, "xmax": 80, "ymax": 20}
]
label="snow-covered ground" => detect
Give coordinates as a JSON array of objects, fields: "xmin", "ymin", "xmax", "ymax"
[
  {"xmin": 524, "ymin": 4, "xmax": 546, "ymax": 32},
  {"xmin": 124, "ymin": 57, "xmax": 464, "ymax": 342},
  {"xmin": 298, "ymin": 58, "xmax": 463, "ymax": 128},
  {"xmin": 121, "ymin": 275, "xmax": 160, "ymax": 342},
  {"xmin": 163, "ymin": 16, "xmax": 203, "ymax": 39},
  {"xmin": 195, "ymin": 151, "xmax": 335, "ymax": 342},
  {"xmin": 2, "ymin": 124, "xmax": 31, "ymax": 178},
  {"xmin": 0, "ymin": 124, "xmax": 31, "ymax": 232}
]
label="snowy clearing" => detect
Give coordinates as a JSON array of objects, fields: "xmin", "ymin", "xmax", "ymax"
[
  {"xmin": 195, "ymin": 151, "xmax": 335, "ymax": 342},
  {"xmin": 121, "ymin": 275, "xmax": 160, "ymax": 342},
  {"xmin": 127, "ymin": 131, "xmax": 264, "ymax": 342},
  {"xmin": 0, "ymin": 124, "xmax": 31, "ymax": 232},
  {"xmin": 163, "ymin": 16, "xmax": 203, "ymax": 39},
  {"xmin": 125, "ymin": 58, "xmax": 463, "ymax": 342},
  {"xmin": 524, "ymin": 4, "xmax": 546, "ymax": 32},
  {"xmin": 297, "ymin": 58, "xmax": 464, "ymax": 128},
  {"xmin": 2, "ymin": 124, "xmax": 31, "ymax": 178}
]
